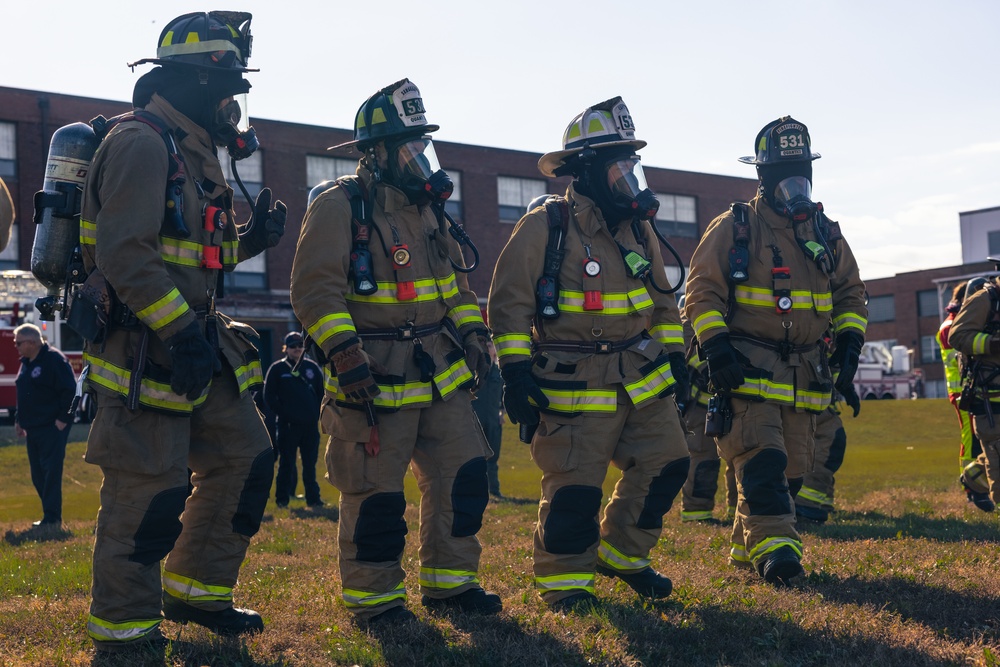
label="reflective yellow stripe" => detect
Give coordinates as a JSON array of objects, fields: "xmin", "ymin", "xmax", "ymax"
[
  {"xmin": 973, "ymin": 332, "xmax": 991, "ymax": 356},
  {"xmin": 347, "ymin": 279, "xmax": 444, "ymax": 304},
  {"xmin": 597, "ymin": 539, "xmax": 650, "ymax": 572},
  {"xmin": 535, "ymin": 572, "xmax": 595, "ymax": 593},
  {"xmin": 797, "ymin": 486, "xmax": 830, "ymax": 507},
  {"xmin": 435, "ymin": 274, "xmax": 461, "ymax": 301},
  {"xmin": 80, "ymin": 219, "xmax": 97, "ymax": 246},
  {"xmin": 730, "ymin": 543, "xmax": 750, "ymax": 563},
  {"xmin": 557, "ymin": 288, "xmax": 653, "ymax": 315},
  {"xmin": 306, "ymin": 312, "xmax": 356, "ymax": 347},
  {"xmin": 734, "ymin": 286, "xmax": 824, "ymax": 311},
  {"xmin": 85, "ymin": 353, "xmax": 208, "ymax": 413},
  {"xmin": 159, "ymin": 236, "xmax": 205, "ymax": 268},
  {"xmin": 540, "ymin": 386, "xmax": 617, "ymax": 414},
  {"xmin": 87, "ymin": 614, "xmax": 162, "ymax": 643},
  {"xmin": 162, "ymin": 570, "xmax": 233, "ymax": 603},
  {"xmin": 419, "ymin": 567, "xmax": 480, "ymax": 590},
  {"xmin": 495, "ymin": 333, "xmax": 532, "ymax": 359},
  {"xmin": 693, "ymin": 310, "xmax": 727, "ymax": 338},
  {"xmin": 734, "ymin": 377, "xmax": 835, "ymax": 411},
  {"xmin": 434, "ymin": 357, "xmax": 474, "ymax": 397},
  {"xmin": 134, "ymin": 287, "xmax": 190, "ymax": 332},
  {"xmin": 222, "ymin": 240, "xmax": 239, "ymax": 268},
  {"xmin": 337, "ymin": 381, "xmax": 435, "ymax": 409},
  {"xmin": 448, "ymin": 304, "xmax": 485, "ymax": 330},
  {"xmin": 812, "ymin": 292, "xmax": 833, "ymax": 312},
  {"xmin": 748, "ymin": 536, "xmax": 802, "ymax": 564},
  {"xmin": 233, "ymin": 360, "xmax": 263, "ymax": 393},
  {"xmin": 649, "ymin": 323, "xmax": 683, "ymax": 346},
  {"xmin": 342, "ymin": 583, "xmax": 406, "ymax": 608},
  {"xmin": 624, "ymin": 360, "xmax": 674, "ymax": 406},
  {"xmin": 833, "ymin": 312, "xmax": 867, "ymax": 335}
]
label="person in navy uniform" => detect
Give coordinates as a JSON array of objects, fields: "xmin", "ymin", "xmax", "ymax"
[
  {"xmin": 13, "ymin": 323, "xmax": 76, "ymax": 528},
  {"xmin": 264, "ymin": 331, "xmax": 325, "ymax": 507}
]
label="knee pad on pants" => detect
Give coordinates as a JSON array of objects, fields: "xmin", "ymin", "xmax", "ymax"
[
  {"xmin": 637, "ymin": 457, "xmax": 690, "ymax": 530},
  {"xmin": 825, "ymin": 428, "xmax": 847, "ymax": 473},
  {"xmin": 232, "ymin": 449, "xmax": 275, "ymax": 537},
  {"xmin": 543, "ymin": 485, "xmax": 602, "ymax": 554},
  {"xmin": 451, "ymin": 457, "xmax": 488, "ymax": 538},
  {"xmin": 355, "ymin": 492, "xmax": 408, "ymax": 563},
  {"xmin": 787, "ymin": 476, "xmax": 803, "ymax": 500},
  {"xmin": 130, "ymin": 486, "xmax": 188, "ymax": 566},
  {"xmin": 742, "ymin": 449, "xmax": 791, "ymax": 516},
  {"xmin": 691, "ymin": 459, "xmax": 721, "ymax": 500}
]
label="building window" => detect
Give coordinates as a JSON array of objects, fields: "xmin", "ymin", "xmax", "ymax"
[
  {"xmin": 654, "ymin": 193, "xmax": 698, "ymax": 238},
  {"xmin": 306, "ymin": 155, "xmax": 357, "ymax": 188},
  {"xmin": 920, "ymin": 334, "xmax": 942, "ymax": 363},
  {"xmin": 916, "ymin": 289, "xmax": 940, "ymax": 318},
  {"xmin": 498, "ymin": 176, "xmax": 546, "ymax": 222},
  {"xmin": 220, "ymin": 150, "xmax": 263, "ymax": 200},
  {"xmin": 225, "ymin": 251, "xmax": 266, "ymax": 291},
  {"xmin": 989, "ymin": 230, "xmax": 1000, "ymax": 256},
  {"xmin": 868, "ymin": 294, "xmax": 895, "ymax": 323},
  {"xmin": 0, "ymin": 122, "xmax": 15, "ymax": 178},
  {"xmin": 444, "ymin": 170, "xmax": 463, "ymax": 221}
]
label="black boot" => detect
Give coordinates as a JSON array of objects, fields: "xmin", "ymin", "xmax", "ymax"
[
  {"xmin": 162, "ymin": 591, "xmax": 264, "ymax": 636},
  {"xmin": 364, "ymin": 604, "xmax": 416, "ymax": 627},
  {"xmin": 547, "ymin": 591, "xmax": 600, "ymax": 614},
  {"xmin": 421, "ymin": 588, "xmax": 502, "ymax": 614},
  {"xmin": 596, "ymin": 564, "xmax": 673, "ymax": 599},
  {"xmin": 795, "ymin": 504, "xmax": 829, "ymax": 523},
  {"xmin": 756, "ymin": 546, "xmax": 805, "ymax": 586}
]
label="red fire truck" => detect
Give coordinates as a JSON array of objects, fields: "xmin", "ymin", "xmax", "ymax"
[{"xmin": 0, "ymin": 270, "xmax": 88, "ymax": 423}]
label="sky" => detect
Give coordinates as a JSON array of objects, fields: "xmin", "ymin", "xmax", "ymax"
[{"xmin": 3, "ymin": 1, "xmax": 998, "ymax": 281}]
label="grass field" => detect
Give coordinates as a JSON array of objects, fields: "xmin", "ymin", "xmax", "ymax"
[{"xmin": 1, "ymin": 398, "xmax": 999, "ymax": 666}]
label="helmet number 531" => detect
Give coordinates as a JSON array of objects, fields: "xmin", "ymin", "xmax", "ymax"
[{"xmin": 779, "ymin": 134, "xmax": 804, "ymax": 149}]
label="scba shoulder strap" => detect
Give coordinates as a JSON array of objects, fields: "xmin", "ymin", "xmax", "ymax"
[
  {"xmin": 335, "ymin": 175, "xmax": 379, "ymax": 296},
  {"xmin": 729, "ymin": 202, "xmax": 751, "ymax": 284},
  {"xmin": 535, "ymin": 196, "xmax": 570, "ymax": 320}
]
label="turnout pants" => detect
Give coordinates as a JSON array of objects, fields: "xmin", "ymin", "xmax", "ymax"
[
  {"xmin": 324, "ymin": 392, "xmax": 492, "ymax": 619},
  {"xmin": 680, "ymin": 403, "xmax": 736, "ymax": 521},
  {"xmin": 796, "ymin": 408, "xmax": 846, "ymax": 513},
  {"xmin": 275, "ymin": 420, "xmax": 321, "ymax": 504},
  {"xmin": 950, "ymin": 398, "xmax": 981, "ymax": 474},
  {"xmin": 25, "ymin": 423, "xmax": 71, "ymax": 523},
  {"xmin": 86, "ymin": 369, "xmax": 273, "ymax": 645},
  {"xmin": 971, "ymin": 411, "xmax": 1000, "ymax": 504},
  {"xmin": 531, "ymin": 386, "xmax": 690, "ymax": 605},
  {"xmin": 716, "ymin": 399, "xmax": 815, "ymax": 570}
]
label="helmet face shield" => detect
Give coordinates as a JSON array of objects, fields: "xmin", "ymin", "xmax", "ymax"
[
  {"xmin": 773, "ymin": 176, "xmax": 817, "ymax": 221},
  {"xmin": 606, "ymin": 156, "xmax": 649, "ymax": 201},
  {"xmin": 392, "ymin": 136, "xmax": 441, "ymax": 184},
  {"xmin": 216, "ymin": 94, "xmax": 249, "ymax": 133}
]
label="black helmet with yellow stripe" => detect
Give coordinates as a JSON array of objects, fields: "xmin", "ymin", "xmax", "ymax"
[
  {"xmin": 129, "ymin": 11, "xmax": 255, "ymax": 72},
  {"xmin": 330, "ymin": 79, "xmax": 439, "ymax": 151}
]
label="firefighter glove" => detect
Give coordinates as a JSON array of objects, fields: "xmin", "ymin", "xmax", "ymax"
[
  {"xmin": 668, "ymin": 351, "xmax": 690, "ymax": 408},
  {"xmin": 168, "ymin": 320, "xmax": 218, "ymax": 400},
  {"xmin": 841, "ymin": 381, "xmax": 861, "ymax": 418},
  {"xmin": 701, "ymin": 333, "xmax": 745, "ymax": 392},
  {"xmin": 463, "ymin": 330, "xmax": 492, "ymax": 391},
  {"xmin": 500, "ymin": 360, "xmax": 549, "ymax": 426},
  {"xmin": 239, "ymin": 187, "xmax": 287, "ymax": 258},
  {"xmin": 331, "ymin": 339, "xmax": 384, "ymax": 402},
  {"xmin": 830, "ymin": 331, "xmax": 864, "ymax": 395}
]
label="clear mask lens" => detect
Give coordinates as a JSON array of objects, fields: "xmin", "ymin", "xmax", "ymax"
[
  {"xmin": 606, "ymin": 156, "xmax": 649, "ymax": 200},
  {"xmin": 773, "ymin": 176, "xmax": 813, "ymax": 207},
  {"xmin": 393, "ymin": 137, "xmax": 441, "ymax": 182},
  {"xmin": 217, "ymin": 94, "xmax": 250, "ymax": 133}
]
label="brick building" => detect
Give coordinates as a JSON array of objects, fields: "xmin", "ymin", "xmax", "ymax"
[{"xmin": 0, "ymin": 85, "xmax": 757, "ymax": 366}]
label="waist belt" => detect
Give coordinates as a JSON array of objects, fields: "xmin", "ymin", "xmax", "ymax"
[
  {"xmin": 357, "ymin": 321, "xmax": 443, "ymax": 341},
  {"xmin": 535, "ymin": 333, "xmax": 645, "ymax": 355},
  {"xmin": 730, "ymin": 334, "xmax": 818, "ymax": 356}
]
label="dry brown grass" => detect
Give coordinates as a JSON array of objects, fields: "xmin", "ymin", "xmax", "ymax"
[{"xmin": 2, "ymin": 399, "xmax": 1000, "ymax": 666}]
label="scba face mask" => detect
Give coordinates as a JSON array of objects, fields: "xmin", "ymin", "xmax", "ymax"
[
  {"xmin": 388, "ymin": 136, "xmax": 453, "ymax": 205},
  {"xmin": 604, "ymin": 155, "xmax": 659, "ymax": 221},
  {"xmin": 212, "ymin": 94, "xmax": 258, "ymax": 159},
  {"xmin": 773, "ymin": 176, "xmax": 817, "ymax": 222}
]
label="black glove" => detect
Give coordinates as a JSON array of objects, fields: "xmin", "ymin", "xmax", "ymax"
[
  {"xmin": 167, "ymin": 320, "xmax": 218, "ymax": 400},
  {"xmin": 500, "ymin": 361, "xmax": 549, "ymax": 426},
  {"xmin": 830, "ymin": 331, "xmax": 864, "ymax": 396},
  {"xmin": 841, "ymin": 382, "xmax": 861, "ymax": 418},
  {"xmin": 463, "ymin": 330, "xmax": 493, "ymax": 392},
  {"xmin": 239, "ymin": 187, "xmax": 287, "ymax": 258},
  {"xmin": 701, "ymin": 333, "xmax": 745, "ymax": 393},
  {"xmin": 668, "ymin": 351, "xmax": 690, "ymax": 408}
]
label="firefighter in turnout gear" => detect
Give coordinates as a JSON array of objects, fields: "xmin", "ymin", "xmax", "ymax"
[
  {"xmin": 684, "ymin": 116, "xmax": 866, "ymax": 585},
  {"xmin": 488, "ymin": 97, "xmax": 691, "ymax": 612},
  {"xmin": 945, "ymin": 269, "xmax": 1000, "ymax": 510},
  {"xmin": 81, "ymin": 12, "xmax": 285, "ymax": 653},
  {"xmin": 290, "ymin": 79, "xmax": 499, "ymax": 625},
  {"xmin": 937, "ymin": 281, "xmax": 994, "ymax": 511}
]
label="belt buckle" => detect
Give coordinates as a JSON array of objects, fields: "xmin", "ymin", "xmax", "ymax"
[
  {"xmin": 398, "ymin": 324, "xmax": 415, "ymax": 340},
  {"xmin": 596, "ymin": 341, "xmax": 612, "ymax": 354}
]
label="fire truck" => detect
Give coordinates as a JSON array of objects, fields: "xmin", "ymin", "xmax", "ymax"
[
  {"xmin": 0, "ymin": 270, "xmax": 89, "ymax": 423},
  {"xmin": 854, "ymin": 341, "xmax": 924, "ymax": 400}
]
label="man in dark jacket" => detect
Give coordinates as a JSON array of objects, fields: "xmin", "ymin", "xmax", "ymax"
[
  {"xmin": 14, "ymin": 323, "xmax": 76, "ymax": 528},
  {"xmin": 264, "ymin": 331, "xmax": 325, "ymax": 507}
]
